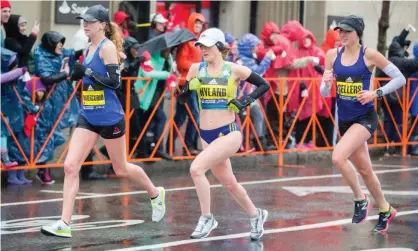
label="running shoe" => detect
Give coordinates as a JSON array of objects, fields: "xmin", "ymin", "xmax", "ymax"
[
  {"xmin": 151, "ymin": 187, "xmax": 166, "ymax": 222},
  {"xmin": 36, "ymin": 171, "xmax": 55, "ymax": 185},
  {"xmin": 250, "ymin": 208, "xmax": 268, "ymax": 241},
  {"xmin": 40, "ymin": 220, "xmax": 71, "ymax": 238},
  {"xmin": 352, "ymin": 195, "xmax": 370, "ymax": 223},
  {"xmin": 190, "ymin": 214, "xmax": 218, "ymax": 239},
  {"xmin": 373, "ymin": 205, "xmax": 397, "ymax": 233}
]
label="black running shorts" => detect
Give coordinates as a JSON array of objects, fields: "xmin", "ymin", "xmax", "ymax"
[
  {"xmin": 76, "ymin": 116, "xmax": 125, "ymax": 139},
  {"xmin": 338, "ymin": 108, "xmax": 378, "ymax": 136}
]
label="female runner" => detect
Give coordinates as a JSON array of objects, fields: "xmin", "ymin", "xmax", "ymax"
[
  {"xmin": 41, "ymin": 5, "xmax": 166, "ymax": 238},
  {"xmin": 321, "ymin": 15, "xmax": 405, "ymax": 233},
  {"xmin": 179, "ymin": 28, "xmax": 270, "ymax": 240}
]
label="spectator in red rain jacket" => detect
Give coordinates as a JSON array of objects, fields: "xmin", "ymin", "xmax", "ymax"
[
  {"xmin": 294, "ymin": 28, "xmax": 326, "ymax": 148},
  {"xmin": 321, "ymin": 29, "xmax": 341, "ymax": 53},
  {"xmin": 258, "ymin": 21, "xmax": 317, "ymax": 149},
  {"xmin": 113, "ymin": 10, "xmax": 130, "ymax": 37},
  {"xmin": 280, "ymin": 21, "xmax": 325, "ymax": 148}
]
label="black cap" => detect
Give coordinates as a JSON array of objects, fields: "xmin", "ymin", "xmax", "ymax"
[
  {"xmin": 334, "ymin": 15, "xmax": 365, "ymax": 37},
  {"xmin": 76, "ymin": 5, "xmax": 110, "ymax": 22}
]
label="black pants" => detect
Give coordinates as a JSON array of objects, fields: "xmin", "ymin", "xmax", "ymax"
[{"xmin": 295, "ymin": 118, "xmax": 312, "ymax": 144}]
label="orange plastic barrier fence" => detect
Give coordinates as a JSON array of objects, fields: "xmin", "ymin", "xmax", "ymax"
[{"xmin": 1, "ymin": 77, "xmax": 418, "ymax": 171}]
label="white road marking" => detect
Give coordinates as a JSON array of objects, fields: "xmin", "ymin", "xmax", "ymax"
[
  {"xmin": 282, "ymin": 186, "xmax": 418, "ymax": 196},
  {"xmin": 2, "ymin": 167, "xmax": 418, "ymax": 207},
  {"xmin": 40, "ymin": 190, "xmax": 101, "ymax": 196},
  {"xmin": 372, "ymin": 164, "xmax": 414, "ymax": 168},
  {"xmin": 109, "ymin": 209, "xmax": 418, "ymax": 251}
]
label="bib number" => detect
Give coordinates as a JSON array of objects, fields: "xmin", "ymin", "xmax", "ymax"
[
  {"xmin": 337, "ymin": 81, "xmax": 362, "ymax": 97},
  {"xmin": 83, "ymin": 84, "xmax": 105, "ymax": 108}
]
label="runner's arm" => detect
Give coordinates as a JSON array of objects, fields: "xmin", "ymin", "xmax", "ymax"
[
  {"xmin": 320, "ymin": 48, "xmax": 337, "ymax": 97},
  {"xmin": 366, "ymin": 48, "xmax": 406, "ymax": 95},
  {"xmin": 71, "ymin": 43, "xmax": 121, "ymax": 89}
]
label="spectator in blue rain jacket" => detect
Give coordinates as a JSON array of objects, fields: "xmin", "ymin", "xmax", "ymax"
[
  {"xmin": 9, "ymin": 31, "xmax": 81, "ymax": 184},
  {"xmin": 1, "ymin": 47, "xmax": 32, "ymax": 185}
]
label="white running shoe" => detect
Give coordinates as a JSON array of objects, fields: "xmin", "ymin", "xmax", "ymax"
[
  {"xmin": 151, "ymin": 187, "xmax": 166, "ymax": 222},
  {"xmin": 190, "ymin": 214, "xmax": 218, "ymax": 239},
  {"xmin": 40, "ymin": 220, "xmax": 71, "ymax": 238},
  {"xmin": 249, "ymin": 208, "xmax": 268, "ymax": 241}
]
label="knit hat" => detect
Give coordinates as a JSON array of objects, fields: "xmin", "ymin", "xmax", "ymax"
[
  {"xmin": 18, "ymin": 16, "xmax": 27, "ymax": 25},
  {"xmin": 1, "ymin": 0, "xmax": 11, "ymax": 9},
  {"xmin": 334, "ymin": 15, "xmax": 365, "ymax": 38}
]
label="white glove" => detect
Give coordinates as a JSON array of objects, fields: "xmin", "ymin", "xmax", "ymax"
[{"xmin": 311, "ymin": 57, "xmax": 320, "ymax": 64}]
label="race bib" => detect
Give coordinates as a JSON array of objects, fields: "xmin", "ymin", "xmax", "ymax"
[
  {"xmin": 199, "ymin": 77, "xmax": 229, "ymax": 109},
  {"xmin": 336, "ymin": 82, "xmax": 362, "ymax": 97},
  {"xmin": 336, "ymin": 76, "xmax": 363, "ymax": 98},
  {"xmin": 83, "ymin": 84, "xmax": 105, "ymax": 107}
]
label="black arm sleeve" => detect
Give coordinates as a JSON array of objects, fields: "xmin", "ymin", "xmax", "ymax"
[
  {"xmin": 88, "ymin": 64, "xmax": 121, "ymax": 90},
  {"xmin": 41, "ymin": 72, "xmax": 68, "ymax": 86},
  {"xmin": 245, "ymin": 72, "xmax": 270, "ymax": 100}
]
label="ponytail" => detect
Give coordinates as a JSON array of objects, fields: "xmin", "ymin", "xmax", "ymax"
[
  {"xmin": 221, "ymin": 43, "xmax": 230, "ymax": 60},
  {"xmin": 105, "ymin": 22, "xmax": 124, "ymax": 64}
]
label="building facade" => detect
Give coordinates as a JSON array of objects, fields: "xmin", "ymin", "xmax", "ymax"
[{"xmin": 8, "ymin": 1, "xmax": 418, "ymax": 55}]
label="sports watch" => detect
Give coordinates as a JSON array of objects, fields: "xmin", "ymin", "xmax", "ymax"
[{"xmin": 376, "ymin": 88, "xmax": 383, "ymax": 99}]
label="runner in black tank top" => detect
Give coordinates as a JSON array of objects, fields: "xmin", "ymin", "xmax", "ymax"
[
  {"xmin": 320, "ymin": 16, "xmax": 405, "ymax": 233},
  {"xmin": 40, "ymin": 5, "xmax": 166, "ymax": 238}
]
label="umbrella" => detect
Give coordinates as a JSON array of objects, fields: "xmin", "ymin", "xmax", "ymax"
[{"xmin": 137, "ymin": 29, "xmax": 197, "ymax": 56}]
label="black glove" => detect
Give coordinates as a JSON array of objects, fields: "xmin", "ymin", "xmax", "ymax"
[
  {"xmin": 314, "ymin": 64, "xmax": 324, "ymax": 74},
  {"xmin": 177, "ymin": 82, "xmax": 191, "ymax": 105},
  {"xmin": 300, "ymin": 81, "xmax": 307, "ymax": 91},
  {"xmin": 71, "ymin": 63, "xmax": 87, "ymax": 81},
  {"xmin": 227, "ymin": 96, "xmax": 255, "ymax": 113}
]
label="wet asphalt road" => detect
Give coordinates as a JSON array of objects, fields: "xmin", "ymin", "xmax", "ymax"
[{"xmin": 1, "ymin": 157, "xmax": 417, "ymax": 251}]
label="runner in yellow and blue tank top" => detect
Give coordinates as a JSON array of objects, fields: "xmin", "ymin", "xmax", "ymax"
[
  {"xmin": 40, "ymin": 5, "xmax": 166, "ymax": 238},
  {"xmin": 178, "ymin": 28, "xmax": 269, "ymax": 240},
  {"xmin": 321, "ymin": 15, "xmax": 406, "ymax": 233}
]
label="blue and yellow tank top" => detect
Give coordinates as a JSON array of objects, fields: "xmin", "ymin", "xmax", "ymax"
[
  {"xmin": 80, "ymin": 38, "xmax": 124, "ymax": 126},
  {"xmin": 333, "ymin": 45, "xmax": 373, "ymax": 121},
  {"xmin": 196, "ymin": 62, "xmax": 237, "ymax": 110}
]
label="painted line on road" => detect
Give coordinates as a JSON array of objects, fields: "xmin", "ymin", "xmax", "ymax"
[
  {"xmin": 2, "ymin": 167, "xmax": 418, "ymax": 207},
  {"xmin": 40, "ymin": 190, "xmax": 101, "ymax": 196},
  {"xmin": 109, "ymin": 209, "xmax": 418, "ymax": 251}
]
